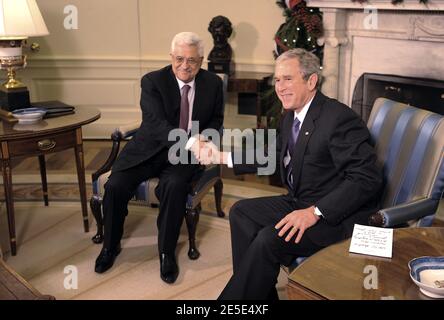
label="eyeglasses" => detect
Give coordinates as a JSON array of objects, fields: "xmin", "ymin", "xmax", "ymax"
[{"xmin": 172, "ymin": 55, "xmax": 201, "ymax": 66}]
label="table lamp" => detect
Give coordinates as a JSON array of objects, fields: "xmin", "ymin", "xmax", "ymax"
[{"xmin": 0, "ymin": 0, "xmax": 49, "ymax": 111}]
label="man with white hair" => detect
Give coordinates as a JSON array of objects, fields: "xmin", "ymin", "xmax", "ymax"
[{"xmin": 94, "ymin": 32, "xmax": 224, "ymax": 284}]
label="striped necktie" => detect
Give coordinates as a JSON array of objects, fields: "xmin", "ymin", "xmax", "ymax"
[{"xmin": 286, "ymin": 117, "xmax": 301, "ymax": 188}]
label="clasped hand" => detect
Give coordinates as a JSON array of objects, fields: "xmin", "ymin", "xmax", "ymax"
[{"xmin": 190, "ymin": 138, "xmax": 224, "ymax": 165}]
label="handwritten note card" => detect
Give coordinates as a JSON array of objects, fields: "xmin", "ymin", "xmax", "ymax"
[{"xmin": 349, "ymin": 224, "xmax": 393, "ymax": 258}]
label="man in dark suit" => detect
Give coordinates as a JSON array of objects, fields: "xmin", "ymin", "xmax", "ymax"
[
  {"xmin": 193, "ymin": 48, "xmax": 382, "ymax": 299},
  {"xmin": 94, "ymin": 32, "xmax": 224, "ymax": 284}
]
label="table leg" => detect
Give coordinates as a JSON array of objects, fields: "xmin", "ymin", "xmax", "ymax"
[
  {"xmin": 38, "ymin": 155, "xmax": 49, "ymax": 206},
  {"xmin": 74, "ymin": 128, "xmax": 89, "ymax": 233},
  {"xmin": 1, "ymin": 159, "xmax": 16, "ymax": 256}
]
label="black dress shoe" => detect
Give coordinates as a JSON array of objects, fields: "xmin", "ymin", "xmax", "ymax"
[
  {"xmin": 94, "ymin": 243, "xmax": 122, "ymax": 274},
  {"xmin": 160, "ymin": 253, "xmax": 179, "ymax": 284}
]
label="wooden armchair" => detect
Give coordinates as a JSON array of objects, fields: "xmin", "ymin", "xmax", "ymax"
[{"xmin": 89, "ymin": 122, "xmax": 225, "ymax": 260}]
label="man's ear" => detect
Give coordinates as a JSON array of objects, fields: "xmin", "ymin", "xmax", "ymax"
[{"xmin": 307, "ymin": 73, "xmax": 318, "ymax": 90}]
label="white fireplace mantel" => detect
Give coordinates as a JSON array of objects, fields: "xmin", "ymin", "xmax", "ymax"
[
  {"xmin": 307, "ymin": 0, "xmax": 444, "ymax": 11},
  {"xmin": 305, "ymin": 0, "xmax": 444, "ymax": 103}
]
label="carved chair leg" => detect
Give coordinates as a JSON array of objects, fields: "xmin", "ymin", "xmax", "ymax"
[
  {"xmin": 90, "ymin": 196, "xmax": 104, "ymax": 244},
  {"xmin": 214, "ymin": 179, "xmax": 225, "ymax": 217},
  {"xmin": 185, "ymin": 205, "xmax": 201, "ymax": 260}
]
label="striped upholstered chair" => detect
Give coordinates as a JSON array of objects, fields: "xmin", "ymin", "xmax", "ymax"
[
  {"xmin": 367, "ymin": 98, "xmax": 444, "ymax": 228},
  {"xmin": 89, "ymin": 74, "xmax": 227, "ymax": 260},
  {"xmin": 289, "ymin": 97, "xmax": 444, "ymax": 271}
]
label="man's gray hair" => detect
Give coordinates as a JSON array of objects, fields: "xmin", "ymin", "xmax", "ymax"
[
  {"xmin": 171, "ymin": 32, "xmax": 204, "ymax": 57},
  {"xmin": 276, "ymin": 49, "xmax": 322, "ymax": 89}
]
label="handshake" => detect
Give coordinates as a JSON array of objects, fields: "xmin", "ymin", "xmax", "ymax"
[{"xmin": 187, "ymin": 135, "xmax": 228, "ymax": 165}]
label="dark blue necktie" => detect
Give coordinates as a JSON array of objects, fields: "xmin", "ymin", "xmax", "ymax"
[{"xmin": 286, "ymin": 117, "xmax": 300, "ymax": 188}]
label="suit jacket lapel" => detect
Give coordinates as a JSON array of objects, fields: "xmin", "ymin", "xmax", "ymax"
[
  {"xmin": 168, "ymin": 67, "xmax": 181, "ymax": 116},
  {"xmin": 290, "ymin": 91, "xmax": 325, "ymax": 191},
  {"xmin": 290, "ymin": 115, "xmax": 314, "ymax": 190}
]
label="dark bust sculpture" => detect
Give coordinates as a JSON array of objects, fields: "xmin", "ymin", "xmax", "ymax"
[{"xmin": 208, "ymin": 15, "xmax": 233, "ymax": 63}]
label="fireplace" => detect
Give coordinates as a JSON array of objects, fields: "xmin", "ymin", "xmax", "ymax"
[
  {"xmin": 352, "ymin": 73, "xmax": 444, "ymax": 123},
  {"xmin": 306, "ymin": 0, "xmax": 444, "ymax": 118}
]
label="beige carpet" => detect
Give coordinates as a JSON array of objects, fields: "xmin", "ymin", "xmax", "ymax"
[{"xmin": 0, "ymin": 180, "xmax": 290, "ymax": 300}]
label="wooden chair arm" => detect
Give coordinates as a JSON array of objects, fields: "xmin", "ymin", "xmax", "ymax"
[
  {"xmin": 117, "ymin": 121, "xmax": 140, "ymax": 139},
  {"xmin": 91, "ymin": 121, "xmax": 140, "ymax": 182}
]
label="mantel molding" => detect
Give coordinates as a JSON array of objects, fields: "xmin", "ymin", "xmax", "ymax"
[{"xmin": 307, "ymin": 0, "xmax": 444, "ymax": 11}]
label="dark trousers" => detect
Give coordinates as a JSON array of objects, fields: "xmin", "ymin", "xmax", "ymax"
[
  {"xmin": 102, "ymin": 150, "xmax": 201, "ymax": 254},
  {"xmin": 218, "ymin": 195, "xmax": 324, "ymax": 300}
]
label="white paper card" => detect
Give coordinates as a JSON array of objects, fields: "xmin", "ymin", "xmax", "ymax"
[{"xmin": 349, "ymin": 224, "xmax": 393, "ymax": 258}]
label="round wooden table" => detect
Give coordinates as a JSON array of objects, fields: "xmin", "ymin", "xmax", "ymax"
[
  {"xmin": 287, "ymin": 227, "xmax": 444, "ymax": 300},
  {"xmin": 0, "ymin": 105, "xmax": 100, "ymax": 256}
]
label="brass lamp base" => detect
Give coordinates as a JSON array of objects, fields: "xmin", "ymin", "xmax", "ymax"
[
  {"xmin": 0, "ymin": 86, "xmax": 31, "ymax": 111},
  {"xmin": 3, "ymin": 74, "xmax": 27, "ymax": 90},
  {"xmin": 0, "ymin": 54, "xmax": 31, "ymax": 111}
]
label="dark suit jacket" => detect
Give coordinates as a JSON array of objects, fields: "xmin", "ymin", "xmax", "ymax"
[
  {"xmin": 233, "ymin": 91, "xmax": 383, "ymax": 247},
  {"xmin": 112, "ymin": 65, "xmax": 224, "ymax": 173}
]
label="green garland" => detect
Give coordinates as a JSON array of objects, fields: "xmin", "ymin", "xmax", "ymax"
[
  {"xmin": 274, "ymin": 1, "xmax": 323, "ymax": 59},
  {"xmin": 262, "ymin": 1, "xmax": 324, "ymax": 130}
]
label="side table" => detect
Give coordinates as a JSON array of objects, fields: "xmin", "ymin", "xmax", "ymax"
[
  {"xmin": 0, "ymin": 103, "xmax": 100, "ymax": 256},
  {"xmin": 287, "ymin": 227, "xmax": 444, "ymax": 300}
]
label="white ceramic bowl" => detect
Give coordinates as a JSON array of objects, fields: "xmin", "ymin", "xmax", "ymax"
[
  {"xmin": 409, "ymin": 256, "xmax": 444, "ymax": 298},
  {"xmin": 12, "ymin": 107, "xmax": 46, "ymax": 124}
]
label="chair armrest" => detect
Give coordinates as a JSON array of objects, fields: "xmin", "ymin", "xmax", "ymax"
[
  {"xmin": 91, "ymin": 121, "xmax": 140, "ymax": 182},
  {"xmin": 192, "ymin": 165, "xmax": 220, "ymax": 193},
  {"xmin": 368, "ymin": 197, "xmax": 439, "ymax": 227},
  {"xmin": 118, "ymin": 121, "xmax": 140, "ymax": 139},
  {"xmin": 188, "ymin": 165, "xmax": 221, "ymax": 209}
]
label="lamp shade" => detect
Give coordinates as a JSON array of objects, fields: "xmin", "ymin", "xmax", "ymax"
[{"xmin": 0, "ymin": 0, "xmax": 49, "ymax": 39}]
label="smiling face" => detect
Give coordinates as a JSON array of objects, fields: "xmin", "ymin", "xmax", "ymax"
[
  {"xmin": 274, "ymin": 58, "xmax": 318, "ymax": 113},
  {"xmin": 170, "ymin": 44, "xmax": 203, "ymax": 83}
]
